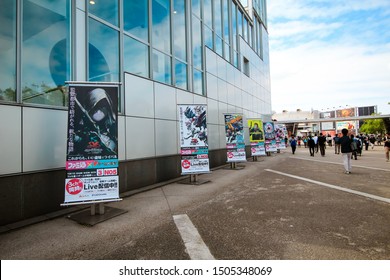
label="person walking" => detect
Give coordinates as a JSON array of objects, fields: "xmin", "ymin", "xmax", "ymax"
[
  {"xmin": 313, "ymin": 133, "xmax": 319, "ymax": 153},
  {"xmin": 384, "ymin": 133, "xmax": 390, "ymax": 162},
  {"xmin": 350, "ymin": 134, "xmax": 358, "ymax": 160},
  {"xmin": 308, "ymin": 135, "xmax": 315, "ymax": 156},
  {"xmin": 338, "ymin": 128, "xmax": 353, "ymax": 174},
  {"xmin": 369, "ymin": 135, "xmax": 376, "ymax": 149},
  {"xmin": 290, "ymin": 135, "xmax": 297, "ymax": 155},
  {"xmin": 318, "ymin": 133, "xmax": 327, "ymax": 156},
  {"xmin": 333, "ymin": 133, "xmax": 340, "ymax": 154}
]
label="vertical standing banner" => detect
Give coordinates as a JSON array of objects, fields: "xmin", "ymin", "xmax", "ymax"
[
  {"xmin": 263, "ymin": 122, "xmax": 277, "ymax": 152},
  {"xmin": 248, "ymin": 119, "xmax": 266, "ymax": 156},
  {"xmin": 274, "ymin": 123, "xmax": 287, "ymax": 150},
  {"xmin": 178, "ymin": 105, "xmax": 209, "ymax": 174},
  {"xmin": 63, "ymin": 84, "xmax": 120, "ymax": 205},
  {"xmin": 224, "ymin": 114, "xmax": 246, "ymax": 162}
]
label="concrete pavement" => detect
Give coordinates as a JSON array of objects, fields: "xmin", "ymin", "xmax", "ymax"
[{"xmin": 0, "ymin": 145, "xmax": 389, "ymax": 259}]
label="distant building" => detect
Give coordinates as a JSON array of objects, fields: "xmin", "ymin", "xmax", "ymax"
[
  {"xmin": 273, "ymin": 106, "xmax": 378, "ymax": 137},
  {"xmin": 272, "ymin": 109, "xmax": 320, "ymax": 136}
]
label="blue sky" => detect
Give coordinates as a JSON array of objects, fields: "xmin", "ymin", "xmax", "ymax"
[{"xmin": 267, "ymin": 0, "xmax": 390, "ymax": 114}]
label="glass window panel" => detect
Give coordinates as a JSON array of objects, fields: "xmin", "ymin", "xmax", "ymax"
[
  {"xmin": 153, "ymin": 49, "xmax": 172, "ymax": 85},
  {"xmin": 192, "ymin": 0, "xmax": 201, "ymax": 18},
  {"xmin": 249, "ymin": 23, "xmax": 253, "ymax": 47},
  {"xmin": 214, "ymin": 0, "xmax": 222, "ymax": 37},
  {"xmin": 243, "ymin": 17, "xmax": 248, "ymax": 42},
  {"xmin": 124, "ymin": 36, "xmax": 149, "ymax": 78},
  {"xmin": 175, "ymin": 60, "xmax": 187, "ymax": 90},
  {"xmin": 123, "ymin": 0, "xmax": 148, "ymax": 42},
  {"xmin": 233, "ymin": 51, "xmax": 239, "ymax": 68},
  {"xmin": 215, "ymin": 35, "xmax": 223, "ymax": 57},
  {"xmin": 152, "ymin": 0, "xmax": 171, "ymax": 53},
  {"xmin": 223, "ymin": 0, "xmax": 229, "ymax": 42},
  {"xmin": 204, "ymin": 26, "xmax": 213, "ymax": 50},
  {"xmin": 88, "ymin": 18, "xmax": 119, "ymax": 82},
  {"xmin": 204, "ymin": 0, "xmax": 213, "ymax": 28},
  {"xmin": 224, "ymin": 42, "xmax": 230, "ymax": 62},
  {"xmin": 192, "ymin": 16, "xmax": 202, "ymax": 69},
  {"xmin": 238, "ymin": 10, "xmax": 243, "ymax": 36},
  {"xmin": 22, "ymin": 0, "xmax": 71, "ymax": 106},
  {"xmin": 193, "ymin": 69, "xmax": 203, "ymax": 95},
  {"xmin": 88, "ymin": 0, "xmax": 118, "ymax": 27},
  {"xmin": 0, "ymin": 0, "xmax": 16, "ymax": 102},
  {"xmin": 256, "ymin": 20, "xmax": 260, "ymax": 54},
  {"xmin": 173, "ymin": 0, "xmax": 187, "ymax": 61},
  {"xmin": 232, "ymin": 3, "xmax": 237, "ymax": 50}
]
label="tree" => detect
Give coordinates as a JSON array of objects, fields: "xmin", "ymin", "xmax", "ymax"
[{"xmin": 359, "ymin": 114, "xmax": 385, "ymax": 135}]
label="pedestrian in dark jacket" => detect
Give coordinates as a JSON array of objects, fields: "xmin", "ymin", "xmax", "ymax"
[
  {"xmin": 308, "ymin": 136, "xmax": 315, "ymax": 156},
  {"xmin": 338, "ymin": 128, "xmax": 352, "ymax": 174},
  {"xmin": 318, "ymin": 133, "xmax": 327, "ymax": 156},
  {"xmin": 290, "ymin": 136, "xmax": 297, "ymax": 154}
]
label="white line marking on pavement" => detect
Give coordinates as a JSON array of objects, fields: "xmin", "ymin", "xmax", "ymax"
[
  {"xmin": 290, "ymin": 156, "xmax": 390, "ymax": 172},
  {"xmin": 265, "ymin": 169, "xmax": 390, "ymax": 204},
  {"xmin": 173, "ymin": 214, "xmax": 215, "ymax": 260}
]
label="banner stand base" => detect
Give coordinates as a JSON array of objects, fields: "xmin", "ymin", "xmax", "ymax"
[
  {"xmin": 67, "ymin": 203, "xmax": 127, "ymax": 226},
  {"xmin": 179, "ymin": 174, "xmax": 210, "ymax": 185},
  {"xmin": 251, "ymin": 156, "xmax": 264, "ymax": 162},
  {"xmin": 224, "ymin": 162, "xmax": 245, "ymax": 170}
]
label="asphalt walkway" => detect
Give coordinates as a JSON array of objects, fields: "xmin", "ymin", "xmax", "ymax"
[{"xmin": 1, "ymin": 145, "xmax": 389, "ymax": 260}]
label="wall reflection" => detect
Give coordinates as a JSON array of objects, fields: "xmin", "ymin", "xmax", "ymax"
[
  {"xmin": 0, "ymin": 0, "xmax": 16, "ymax": 101},
  {"xmin": 21, "ymin": 0, "xmax": 70, "ymax": 106}
]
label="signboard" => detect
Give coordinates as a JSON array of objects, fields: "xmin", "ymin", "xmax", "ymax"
[
  {"xmin": 321, "ymin": 121, "xmax": 334, "ymax": 131},
  {"xmin": 248, "ymin": 119, "xmax": 266, "ymax": 156},
  {"xmin": 178, "ymin": 105, "xmax": 209, "ymax": 174},
  {"xmin": 336, "ymin": 108, "xmax": 355, "ymax": 118},
  {"xmin": 224, "ymin": 114, "xmax": 246, "ymax": 162},
  {"xmin": 274, "ymin": 123, "xmax": 287, "ymax": 149},
  {"xmin": 64, "ymin": 84, "xmax": 119, "ymax": 205},
  {"xmin": 336, "ymin": 121, "xmax": 357, "ymax": 134},
  {"xmin": 263, "ymin": 122, "xmax": 277, "ymax": 152}
]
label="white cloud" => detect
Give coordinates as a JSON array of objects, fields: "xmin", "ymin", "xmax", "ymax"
[{"xmin": 268, "ymin": 0, "xmax": 390, "ymax": 114}]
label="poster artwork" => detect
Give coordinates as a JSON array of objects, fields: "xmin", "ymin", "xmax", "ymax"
[
  {"xmin": 248, "ymin": 119, "xmax": 266, "ymax": 156},
  {"xmin": 274, "ymin": 124, "xmax": 287, "ymax": 149},
  {"xmin": 225, "ymin": 114, "xmax": 246, "ymax": 162},
  {"xmin": 178, "ymin": 105, "xmax": 209, "ymax": 174},
  {"xmin": 263, "ymin": 122, "xmax": 277, "ymax": 152},
  {"xmin": 64, "ymin": 85, "xmax": 119, "ymax": 204}
]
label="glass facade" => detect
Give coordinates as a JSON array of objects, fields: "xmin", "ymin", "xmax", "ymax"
[
  {"xmin": 22, "ymin": 0, "xmax": 71, "ymax": 106},
  {"xmin": 0, "ymin": 0, "xmax": 268, "ymax": 106},
  {"xmin": 0, "ymin": 0, "xmax": 16, "ymax": 102},
  {"xmin": 88, "ymin": 18, "xmax": 119, "ymax": 82},
  {"xmin": 123, "ymin": 36, "xmax": 149, "ymax": 78},
  {"xmin": 124, "ymin": 0, "xmax": 149, "ymax": 42}
]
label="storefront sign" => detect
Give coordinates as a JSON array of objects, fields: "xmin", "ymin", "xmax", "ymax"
[
  {"xmin": 248, "ymin": 119, "xmax": 266, "ymax": 156},
  {"xmin": 178, "ymin": 105, "xmax": 209, "ymax": 174},
  {"xmin": 274, "ymin": 123, "xmax": 287, "ymax": 149},
  {"xmin": 225, "ymin": 114, "xmax": 246, "ymax": 162},
  {"xmin": 263, "ymin": 122, "xmax": 277, "ymax": 152},
  {"xmin": 63, "ymin": 84, "xmax": 119, "ymax": 205}
]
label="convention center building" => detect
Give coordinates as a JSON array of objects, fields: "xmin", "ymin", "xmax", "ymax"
[{"xmin": 0, "ymin": 0, "xmax": 271, "ymax": 226}]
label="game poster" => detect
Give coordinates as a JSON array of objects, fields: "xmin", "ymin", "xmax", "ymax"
[
  {"xmin": 178, "ymin": 105, "xmax": 209, "ymax": 174},
  {"xmin": 225, "ymin": 114, "xmax": 246, "ymax": 162},
  {"xmin": 63, "ymin": 84, "xmax": 119, "ymax": 205},
  {"xmin": 274, "ymin": 123, "xmax": 287, "ymax": 150},
  {"xmin": 263, "ymin": 122, "xmax": 277, "ymax": 152},
  {"xmin": 248, "ymin": 119, "xmax": 266, "ymax": 156}
]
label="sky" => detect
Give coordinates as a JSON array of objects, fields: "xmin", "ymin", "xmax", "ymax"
[{"xmin": 267, "ymin": 0, "xmax": 390, "ymax": 115}]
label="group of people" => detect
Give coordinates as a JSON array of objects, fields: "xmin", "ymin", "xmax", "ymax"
[
  {"xmin": 289, "ymin": 131, "xmax": 390, "ymax": 174},
  {"xmin": 290, "ymin": 133, "xmax": 328, "ymax": 157}
]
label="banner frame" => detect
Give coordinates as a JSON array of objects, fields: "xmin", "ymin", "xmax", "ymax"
[
  {"xmin": 178, "ymin": 104, "xmax": 211, "ymax": 183},
  {"xmin": 60, "ymin": 81, "xmax": 122, "ymax": 214}
]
